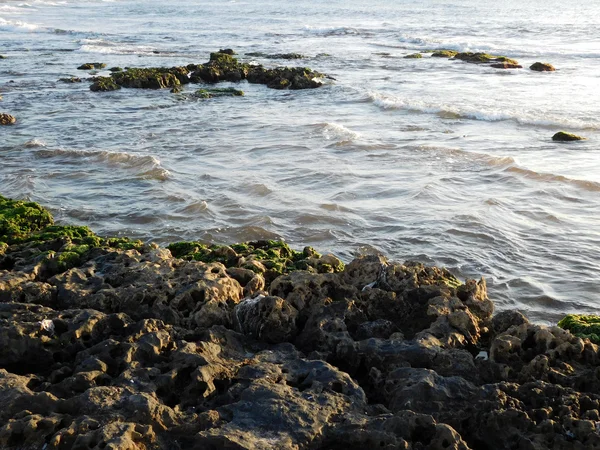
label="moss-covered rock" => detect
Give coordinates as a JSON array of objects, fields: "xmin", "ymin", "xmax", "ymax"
[
  {"xmin": 167, "ymin": 239, "xmax": 342, "ymax": 284},
  {"xmin": 431, "ymin": 50, "xmax": 458, "ymax": 58},
  {"xmin": 454, "ymin": 52, "xmax": 519, "ymax": 65},
  {"xmin": 59, "ymin": 77, "xmax": 82, "ymax": 83},
  {"xmin": 558, "ymin": 315, "xmax": 600, "ymax": 343},
  {"xmin": 404, "ymin": 53, "xmax": 423, "ymax": 59},
  {"xmin": 0, "ymin": 113, "xmax": 16, "ymax": 125},
  {"xmin": 552, "ymin": 131, "xmax": 586, "ymax": 142},
  {"xmin": 77, "ymin": 62, "xmax": 106, "ymax": 70},
  {"xmin": 90, "ymin": 77, "xmax": 121, "ymax": 92},
  {"xmin": 194, "ymin": 88, "xmax": 245, "ymax": 98},
  {"xmin": 0, "ymin": 195, "xmax": 144, "ymax": 275},
  {"xmin": 0, "ymin": 195, "xmax": 54, "ymax": 244},
  {"xmin": 530, "ymin": 62, "xmax": 555, "ymax": 72},
  {"xmin": 110, "ymin": 67, "xmax": 190, "ymax": 89},
  {"xmin": 109, "ymin": 67, "xmax": 123, "ymax": 72}
]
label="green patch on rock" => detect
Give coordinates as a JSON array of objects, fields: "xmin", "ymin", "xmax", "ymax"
[
  {"xmin": 453, "ymin": 52, "xmax": 519, "ymax": 65},
  {"xmin": 558, "ymin": 315, "xmax": 600, "ymax": 344},
  {"xmin": 78, "ymin": 62, "xmax": 106, "ymax": 70},
  {"xmin": 404, "ymin": 53, "xmax": 423, "ymax": 59},
  {"xmin": 194, "ymin": 88, "xmax": 245, "ymax": 98},
  {"xmin": 168, "ymin": 239, "xmax": 341, "ymax": 284},
  {"xmin": 431, "ymin": 50, "xmax": 458, "ymax": 58},
  {"xmin": 0, "ymin": 195, "xmax": 144, "ymax": 275},
  {"xmin": 110, "ymin": 67, "xmax": 190, "ymax": 89},
  {"xmin": 552, "ymin": 131, "xmax": 586, "ymax": 142},
  {"xmin": 0, "ymin": 195, "xmax": 54, "ymax": 244},
  {"xmin": 59, "ymin": 77, "xmax": 82, "ymax": 83},
  {"xmin": 90, "ymin": 77, "xmax": 121, "ymax": 92}
]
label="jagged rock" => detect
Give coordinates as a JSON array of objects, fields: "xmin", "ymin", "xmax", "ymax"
[
  {"xmin": 233, "ymin": 295, "xmax": 298, "ymax": 343},
  {"xmin": 59, "ymin": 77, "xmax": 82, "ymax": 83}
]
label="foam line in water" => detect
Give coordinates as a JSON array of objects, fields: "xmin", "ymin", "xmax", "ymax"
[{"xmin": 366, "ymin": 91, "xmax": 600, "ymax": 130}]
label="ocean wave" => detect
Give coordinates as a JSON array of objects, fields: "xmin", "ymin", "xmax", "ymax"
[
  {"xmin": 317, "ymin": 122, "xmax": 361, "ymax": 143},
  {"xmin": 303, "ymin": 25, "xmax": 366, "ymax": 36},
  {"xmin": 23, "ymin": 139, "xmax": 47, "ymax": 148},
  {"xmin": 0, "ymin": 16, "xmax": 39, "ymax": 31},
  {"xmin": 418, "ymin": 145, "xmax": 600, "ymax": 193},
  {"xmin": 0, "ymin": 5, "xmax": 35, "ymax": 13},
  {"xmin": 366, "ymin": 90, "xmax": 600, "ymax": 130},
  {"xmin": 505, "ymin": 166, "xmax": 600, "ymax": 193},
  {"xmin": 77, "ymin": 38, "xmax": 159, "ymax": 55},
  {"xmin": 34, "ymin": 148, "xmax": 171, "ymax": 180}
]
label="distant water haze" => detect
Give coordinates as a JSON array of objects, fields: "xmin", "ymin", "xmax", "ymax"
[{"xmin": 1, "ymin": 0, "xmax": 599, "ymax": 323}]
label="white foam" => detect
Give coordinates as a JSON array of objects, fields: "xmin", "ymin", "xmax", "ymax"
[
  {"xmin": 77, "ymin": 39, "xmax": 157, "ymax": 55},
  {"xmin": 320, "ymin": 122, "xmax": 361, "ymax": 142},
  {"xmin": 0, "ymin": 16, "xmax": 39, "ymax": 31},
  {"xmin": 303, "ymin": 25, "xmax": 362, "ymax": 36},
  {"xmin": 366, "ymin": 91, "xmax": 600, "ymax": 130}
]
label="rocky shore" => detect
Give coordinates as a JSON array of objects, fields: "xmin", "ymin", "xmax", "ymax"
[{"xmin": 1, "ymin": 194, "xmax": 600, "ymax": 450}]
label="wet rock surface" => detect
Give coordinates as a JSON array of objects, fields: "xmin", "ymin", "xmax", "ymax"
[
  {"xmin": 85, "ymin": 50, "xmax": 327, "ymax": 93},
  {"xmin": 0, "ymin": 113, "xmax": 16, "ymax": 125},
  {"xmin": 2, "ymin": 195, "xmax": 600, "ymax": 449}
]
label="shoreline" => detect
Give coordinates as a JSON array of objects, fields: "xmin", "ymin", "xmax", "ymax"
[{"xmin": 1, "ymin": 194, "xmax": 600, "ymax": 449}]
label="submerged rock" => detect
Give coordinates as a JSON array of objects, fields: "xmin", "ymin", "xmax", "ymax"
[
  {"xmin": 404, "ymin": 53, "xmax": 423, "ymax": 59},
  {"xmin": 246, "ymin": 52, "xmax": 306, "ymax": 60},
  {"xmin": 530, "ymin": 62, "xmax": 556, "ymax": 71},
  {"xmin": 58, "ymin": 77, "xmax": 82, "ymax": 83},
  {"xmin": 0, "ymin": 113, "xmax": 16, "ymax": 125},
  {"xmin": 490, "ymin": 62, "xmax": 523, "ymax": 69},
  {"xmin": 552, "ymin": 131, "xmax": 586, "ymax": 141},
  {"xmin": 454, "ymin": 52, "xmax": 519, "ymax": 65},
  {"xmin": 77, "ymin": 62, "xmax": 106, "ymax": 70},
  {"xmin": 194, "ymin": 87, "xmax": 244, "ymax": 98}
]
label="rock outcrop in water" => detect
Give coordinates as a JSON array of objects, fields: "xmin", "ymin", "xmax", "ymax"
[
  {"xmin": 552, "ymin": 131, "xmax": 586, "ymax": 142},
  {"xmin": 86, "ymin": 50, "xmax": 327, "ymax": 93},
  {"xmin": 530, "ymin": 62, "xmax": 556, "ymax": 72},
  {"xmin": 0, "ymin": 113, "xmax": 16, "ymax": 125},
  {"xmin": 2, "ymin": 194, "xmax": 600, "ymax": 449}
]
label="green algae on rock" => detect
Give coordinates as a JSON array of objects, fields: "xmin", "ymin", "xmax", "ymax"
[
  {"xmin": 167, "ymin": 239, "xmax": 343, "ymax": 284},
  {"xmin": 558, "ymin": 315, "xmax": 600, "ymax": 343},
  {"xmin": 0, "ymin": 195, "xmax": 54, "ymax": 244},
  {"xmin": 58, "ymin": 77, "xmax": 82, "ymax": 83},
  {"xmin": 404, "ymin": 53, "xmax": 423, "ymax": 59},
  {"xmin": 552, "ymin": 131, "xmax": 586, "ymax": 142},
  {"xmin": 530, "ymin": 62, "xmax": 556, "ymax": 72},
  {"xmin": 111, "ymin": 67, "xmax": 190, "ymax": 89},
  {"xmin": 0, "ymin": 113, "xmax": 16, "ymax": 125},
  {"xmin": 453, "ymin": 52, "xmax": 519, "ymax": 65},
  {"xmin": 194, "ymin": 87, "xmax": 244, "ymax": 98},
  {"xmin": 77, "ymin": 62, "xmax": 106, "ymax": 70},
  {"xmin": 0, "ymin": 195, "xmax": 144, "ymax": 275},
  {"xmin": 431, "ymin": 50, "xmax": 458, "ymax": 58},
  {"xmin": 89, "ymin": 77, "xmax": 121, "ymax": 92}
]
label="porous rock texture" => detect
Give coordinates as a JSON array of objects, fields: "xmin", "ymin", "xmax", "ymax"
[{"xmin": 2, "ymin": 236, "xmax": 600, "ymax": 448}]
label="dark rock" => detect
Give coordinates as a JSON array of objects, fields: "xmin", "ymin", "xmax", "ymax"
[
  {"xmin": 77, "ymin": 62, "xmax": 106, "ymax": 70},
  {"xmin": 59, "ymin": 77, "xmax": 82, "ymax": 83},
  {"xmin": 89, "ymin": 77, "xmax": 121, "ymax": 92},
  {"xmin": 530, "ymin": 62, "xmax": 556, "ymax": 72},
  {"xmin": 490, "ymin": 62, "xmax": 523, "ymax": 69},
  {"xmin": 552, "ymin": 131, "xmax": 586, "ymax": 142},
  {"xmin": 0, "ymin": 113, "xmax": 16, "ymax": 125}
]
